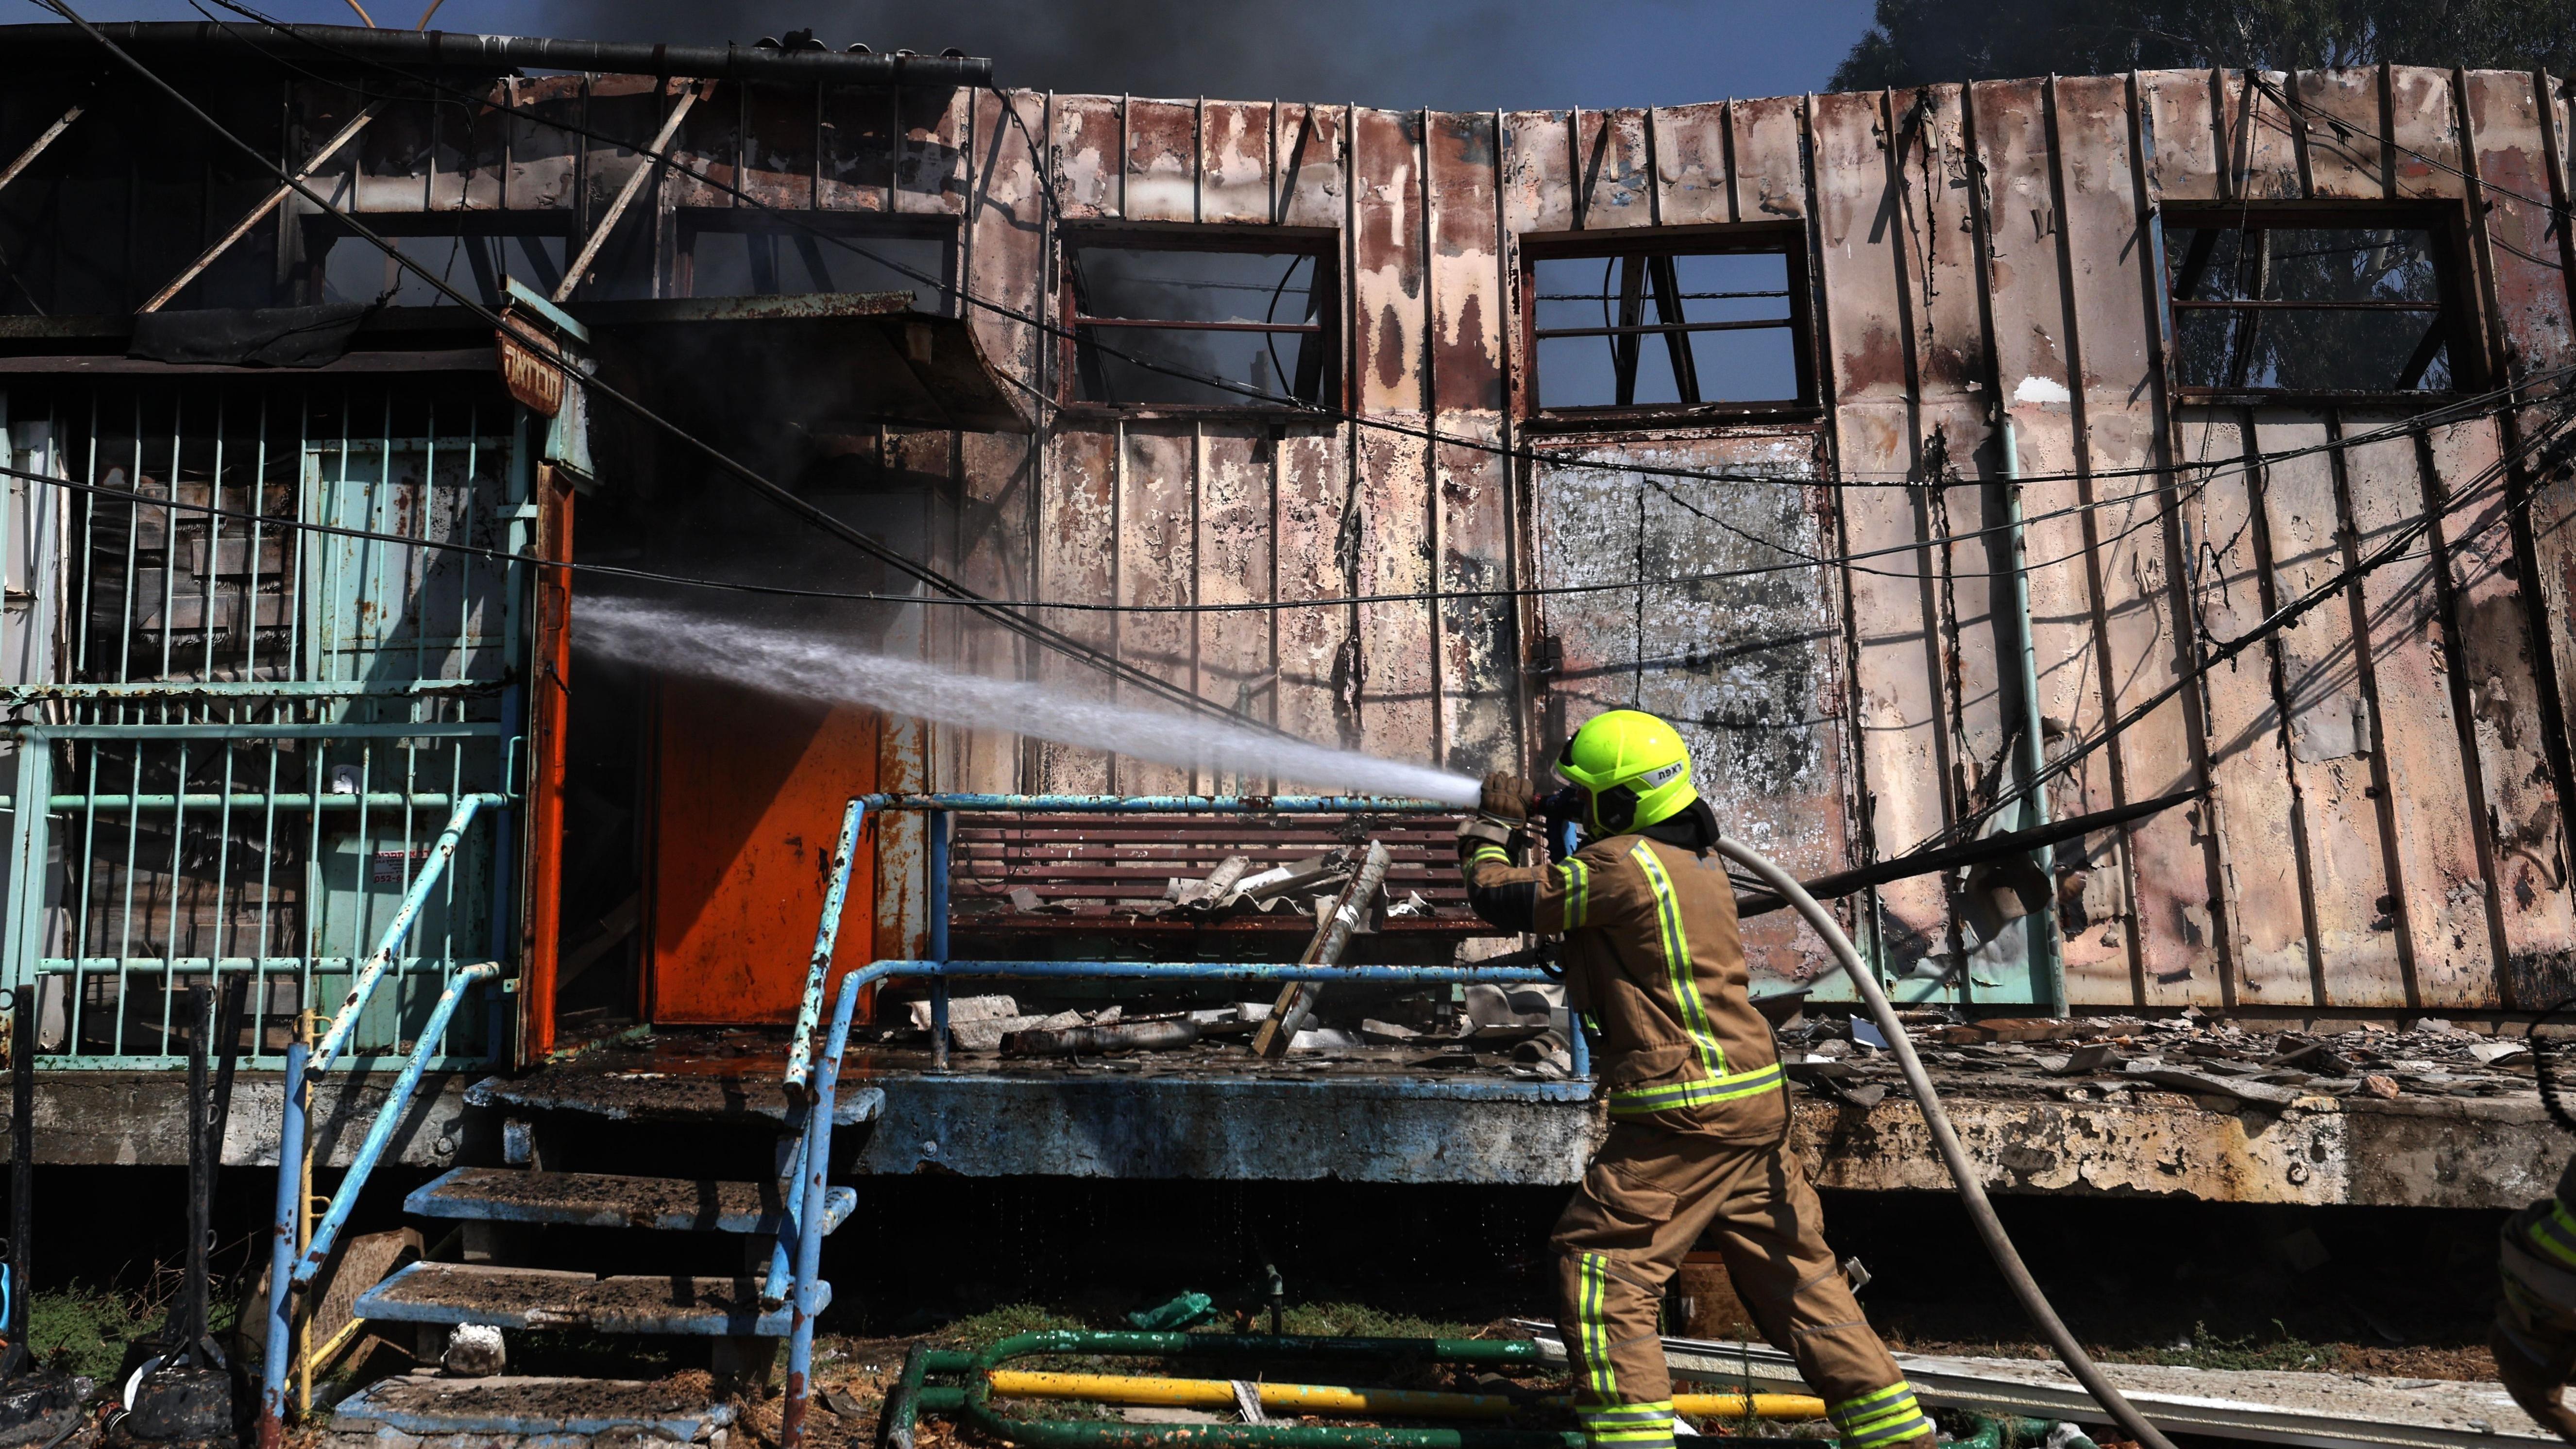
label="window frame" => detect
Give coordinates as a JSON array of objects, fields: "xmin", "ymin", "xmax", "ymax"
[
  {"xmin": 1054, "ymin": 222, "xmax": 1343, "ymax": 419},
  {"xmin": 675, "ymin": 209, "xmax": 961, "ymax": 312},
  {"xmin": 1516, "ymin": 222, "xmax": 1818, "ymax": 429},
  {"xmin": 2158, "ymin": 202, "xmax": 2488, "ymax": 404}
]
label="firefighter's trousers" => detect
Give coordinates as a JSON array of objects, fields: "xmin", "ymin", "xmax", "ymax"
[{"xmin": 1552, "ymin": 1118, "xmax": 1932, "ymax": 1449}]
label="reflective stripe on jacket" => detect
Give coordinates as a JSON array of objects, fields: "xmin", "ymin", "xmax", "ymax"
[{"xmin": 1463, "ymin": 831, "xmax": 1783, "ymax": 1134}]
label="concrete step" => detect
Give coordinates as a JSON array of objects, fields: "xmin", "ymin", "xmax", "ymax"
[
  {"xmin": 406, "ymin": 1168, "xmax": 858, "ymax": 1235},
  {"xmin": 329, "ymin": 1374, "xmax": 731, "ymax": 1440},
  {"xmin": 355, "ymin": 1263, "xmax": 820, "ymax": 1336},
  {"xmin": 467, "ymin": 1073, "xmax": 886, "ymax": 1126}
]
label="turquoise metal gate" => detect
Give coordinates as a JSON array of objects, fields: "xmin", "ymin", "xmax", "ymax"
[{"xmin": 0, "ymin": 375, "xmax": 529, "ymax": 1069}]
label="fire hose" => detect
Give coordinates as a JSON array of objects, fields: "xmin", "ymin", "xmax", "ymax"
[{"xmin": 1713, "ymin": 834, "xmax": 2178, "ymax": 1449}]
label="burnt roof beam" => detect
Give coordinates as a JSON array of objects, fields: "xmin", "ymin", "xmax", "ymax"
[
  {"xmin": 0, "ymin": 21, "xmax": 993, "ymax": 87},
  {"xmin": 0, "ymin": 102, "xmax": 85, "ymax": 201},
  {"xmin": 138, "ymin": 101, "xmax": 383, "ymax": 313}
]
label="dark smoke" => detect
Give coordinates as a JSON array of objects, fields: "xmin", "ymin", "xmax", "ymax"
[{"xmin": 533, "ymin": 0, "xmax": 1562, "ymax": 111}]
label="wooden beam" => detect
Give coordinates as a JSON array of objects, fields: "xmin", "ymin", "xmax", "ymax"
[
  {"xmin": 0, "ymin": 103, "xmax": 84, "ymax": 200},
  {"xmin": 553, "ymin": 80, "xmax": 707, "ymax": 304},
  {"xmin": 138, "ymin": 102, "xmax": 383, "ymax": 313}
]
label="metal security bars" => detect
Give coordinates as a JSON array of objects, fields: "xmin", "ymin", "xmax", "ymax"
[{"xmin": 0, "ymin": 376, "xmax": 528, "ymax": 1068}]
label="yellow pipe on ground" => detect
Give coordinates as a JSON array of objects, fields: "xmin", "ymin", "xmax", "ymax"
[{"xmin": 984, "ymin": 1370, "xmax": 1826, "ymax": 1422}]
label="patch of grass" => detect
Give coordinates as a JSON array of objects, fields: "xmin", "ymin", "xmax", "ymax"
[
  {"xmin": 29, "ymin": 1283, "xmax": 153, "ymax": 1381},
  {"xmin": 934, "ymin": 1303, "xmax": 1095, "ymax": 1349},
  {"xmin": 1268, "ymin": 1304, "xmax": 1486, "ymax": 1341},
  {"xmin": 2124, "ymin": 1320, "xmax": 2329, "ymax": 1373}
]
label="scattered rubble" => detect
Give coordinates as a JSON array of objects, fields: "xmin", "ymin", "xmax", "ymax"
[{"xmin": 1781, "ymin": 1012, "xmax": 2551, "ymax": 1111}]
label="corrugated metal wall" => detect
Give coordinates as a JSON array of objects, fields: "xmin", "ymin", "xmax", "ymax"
[
  {"xmin": 12, "ymin": 59, "xmax": 2569, "ymax": 1013},
  {"xmin": 943, "ymin": 70, "xmax": 2576, "ymax": 1011}
]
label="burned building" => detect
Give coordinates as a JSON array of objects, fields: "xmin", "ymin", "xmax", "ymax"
[{"xmin": 2, "ymin": 16, "xmax": 2576, "ymax": 1432}]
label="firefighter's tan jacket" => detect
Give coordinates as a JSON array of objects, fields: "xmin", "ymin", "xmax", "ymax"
[{"xmin": 1462, "ymin": 830, "xmax": 1785, "ymax": 1136}]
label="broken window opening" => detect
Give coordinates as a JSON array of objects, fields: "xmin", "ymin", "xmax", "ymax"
[
  {"xmin": 1525, "ymin": 234, "xmax": 1810, "ymax": 418},
  {"xmin": 678, "ymin": 213, "xmax": 957, "ymax": 310},
  {"xmin": 306, "ymin": 216, "xmax": 574, "ymax": 309},
  {"xmin": 2164, "ymin": 209, "xmax": 2479, "ymax": 396},
  {"xmin": 1062, "ymin": 233, "xmax": 1337, "ymax": 409}
]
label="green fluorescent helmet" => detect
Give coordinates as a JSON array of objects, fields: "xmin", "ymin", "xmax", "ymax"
[{"xmin": 1554, "ymin": 709, "xmax": 1699, "ymax": 835}]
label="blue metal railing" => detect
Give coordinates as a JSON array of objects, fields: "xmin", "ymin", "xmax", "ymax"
[
  {"xmin": 764, "ymin": 792, "xmax": 1586, "ymax": 1449},
  {"xmin": 257, "ymin": 795, "xmax": 507, "ymax": 1449}
]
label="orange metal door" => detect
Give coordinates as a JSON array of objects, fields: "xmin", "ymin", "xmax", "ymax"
[{"xmin": 648, "ymin": 680, "xmax": 880, "ymax": 1024}]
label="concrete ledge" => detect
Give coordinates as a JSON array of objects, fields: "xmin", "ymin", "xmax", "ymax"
[
  {"xmin": 854, "ymin": 1071, "xmax": 1598, "ymax": 1183},
  {"xmin": 25, "ymin": 1070, "xmax": 475, "ymax": 1168},
  {"xmin": 1792, "ymin": 1090, "xmax": 2569, "ymax": 1208}
]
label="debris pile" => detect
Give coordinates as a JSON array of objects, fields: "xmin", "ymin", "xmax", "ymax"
[
  {"xmin": 870, "ymin": 982, "xmax": 1576, "ymax": 1077},
  {"xmin": 1779, "ymin": 1008, "xmax": 2544, "ymax": 1112}
]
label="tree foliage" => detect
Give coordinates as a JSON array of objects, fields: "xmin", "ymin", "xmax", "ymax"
[{"xmin": 1830, "ymin": 0, "xmax": 2576, "ymax": 92}]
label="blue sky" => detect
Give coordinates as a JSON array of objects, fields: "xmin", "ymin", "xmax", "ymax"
[{"xmin": 14, "ymin": 0, "xmax": 1881, "ymax": 111}]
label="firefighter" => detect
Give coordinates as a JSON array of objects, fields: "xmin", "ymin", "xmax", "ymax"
[
  {"xmin": 1457, "ymin": 709, "xmax": 1932, "ymax": 1449},
  {"xmin": 2495, "ymin": 1156, "xmax": 2576, "ymax": 1442}
]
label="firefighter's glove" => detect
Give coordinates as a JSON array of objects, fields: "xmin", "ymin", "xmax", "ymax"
[{"xmin": 1478, "ymin": 771, "xmax": 1537, "ymax": 826}]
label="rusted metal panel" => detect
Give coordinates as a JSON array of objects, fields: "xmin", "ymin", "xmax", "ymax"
[
  {"xmin": 1035, "ymin": 427, "xmax": 1117, "ymax": 793},
  {"xmin": 1117, "ymin": 423, "xmax": 1197, "ymax": 795},
  {"xmin": 2250, "ymin": 412, "xmax": 2409, "ymax": 1006},
  {"xmin": 501, "ymin": 75, "xmax": 581, "ymax": 212},
  {"xmin": 2053, "ymin": 74, "xmax": 2218, "ymax": 1005},
  {"xmin": 2418, "ymin": 419, "xmax": 2576, "ymax": 1004},
  {"xmin": 1650, "ymin": 101, "xmax": 1733, "ymax": 225},
  {"xmin": 896, "ymin": 84, "xmax": 968, "ymax": 215},
  {"xmin": 1272, "ymin": 428, "xmax": 1354, "ymax": 749},
  {"xmin": 1970, "ymin": 77, "xmax": 2127, "ymax": 1004},
  {"xmin": 2292, "ymin": 67, "xmax": 2384, "ymax": 199},
  {"xmin": 2135, "ymin": 69, "xmax": 2220, "ymax": 202},
  {"xmin": 1500, "ymin": 110, "xmax": 1575, "ymax": 237},
  {"xmin": 1197, "ymin": 428, "xmax": 1274, "ymax": 785},
  {"xmin": 1048, "ymin": 94, "xmax": 1121, "ymax": 219},
  {"xmin": 955, "ymin": 431, "xmax": 1033, "ymax": 794},
  {"xmin": 820, "ymin": 82, "xmax": 899, "ymax": 212},
  {"xmin": 1352, "ymin": 107, "xmax": 1424, "ymax": 414},
  {"xmin": 1352, "ymin": 423, "xmax": 1438, "ymax": 764},
  {"xmin": 1427, "ymin": 109, "xmax": 1516, "ymax": 774},
  {"xmin": 2337, "ymin": 419, "xmax": 2495, "ymax": 1007},
  {"xmin": 1274, "ymin": 103, "xmax": 1345, "ymax": 228},
  {"xmin": 1200, "ymin": 101, "xmax": 1272, "ymax": 224},
  {"xmin": 2387, "ymin": 67, "xmax": 2466, "ymax": 200},
  {"xmin": 968, "ymin": 87, "xmax": 1046, "ymax": 389},
  {"xmin": 2179, "ymin": 413, "xmax": 2318, "ymax": 1006},
  {"xmin": 1121, "ymin": 98, "xmax": 1197, "ymax": 224},
  {"xmin": 1437, "ymin": 420, "xmax": 1518, "ymax": 775},
  {"xmin": 1575, "ymin": 108, "xmax": 1653, "ymax": 228},
  {"xmin": 2464, "ymin": 70, "xmax": 2576, "ymax": 377},
  {"xmin": 1730, "ymin": 96, "xmax": 1806, "ymax": 221},
  {"xmin": 1427, "ymin": 111, "xmax": 1504, "ymax": 415},
  {"xmin": 1811, "ymin": 88, "xmax": 1955, "ymax": 984},
  {"xmin": 2215, "ymin": 69, "xmax": 2303, "ymax": 200},
  {"xmin": 1532, "ymin": 432, "xmax": 1847, "ymax": 991}
]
